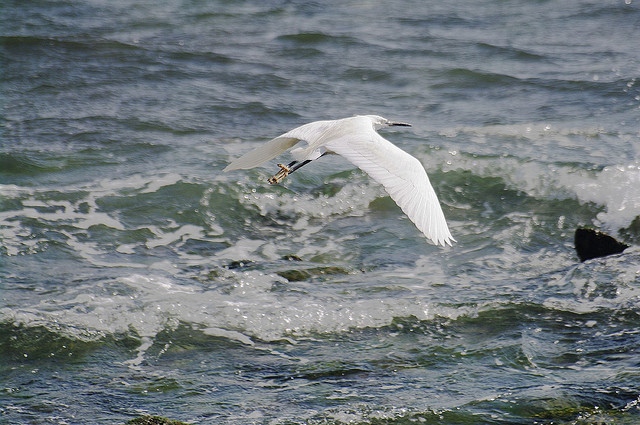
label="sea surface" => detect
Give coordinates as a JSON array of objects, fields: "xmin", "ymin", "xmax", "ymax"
[{"xmin": 1, "ymin": 1, "xmax": 640, "ymax": 424}]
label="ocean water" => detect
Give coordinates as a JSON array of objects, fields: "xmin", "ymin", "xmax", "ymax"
[{"xmin": 1, "ymin": 0, "xmax": 640, "ymax": 424}]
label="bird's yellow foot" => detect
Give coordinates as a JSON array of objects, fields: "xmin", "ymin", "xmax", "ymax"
[{"xmin": 268, "ymin": 163, "xmax": 290, "ymax": 185}]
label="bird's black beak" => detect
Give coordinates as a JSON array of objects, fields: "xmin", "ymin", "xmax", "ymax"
[{"xmin": 389, "ymin": 121, "xmax": 411, "ymax": 127}]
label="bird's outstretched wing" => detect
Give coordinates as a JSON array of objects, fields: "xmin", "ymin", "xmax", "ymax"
[
  {"xmin": 326, "ymin": 132, "xmax": 454, "ymax": 246},
  {"xmin": 223, "ymin": 136, "xmax": 299, "ymax": 171},
  {"xmin": 223, "ymin": 120, "xmax": 337, "ymax": 171}
]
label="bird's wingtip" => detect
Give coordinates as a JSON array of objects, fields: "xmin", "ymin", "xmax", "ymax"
[
  {"xmin": 434, "ymin": 234, "xmax": 455, "ymax": 247},
  {"xmin": 442, "ymin": 238, "xmax": 455, "ymax": 247},
  {"xmin": 222, "ymin": 162, "xmax": 241, "ymax": 172}
]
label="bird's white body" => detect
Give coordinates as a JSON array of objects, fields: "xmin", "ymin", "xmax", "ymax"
[{"xmin": 224, "ymin": 115, "xmax": 454, "ymax": 246}]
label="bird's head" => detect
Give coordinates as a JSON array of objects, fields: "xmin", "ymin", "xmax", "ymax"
[{"xmin": 363, "ymin": 115, "xmax": 412, "ymax": 130}]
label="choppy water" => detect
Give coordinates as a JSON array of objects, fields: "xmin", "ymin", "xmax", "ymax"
[{"xmin": 2, "ymin": 1, "xmax": 640, "ymax": 424}]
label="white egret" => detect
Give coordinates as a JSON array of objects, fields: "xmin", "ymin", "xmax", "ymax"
[{"xmin": 224, "ymin": 115, "xmax": 454, "ymax": 246}]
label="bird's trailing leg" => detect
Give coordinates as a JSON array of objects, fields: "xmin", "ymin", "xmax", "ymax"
[{"xmin": 268, "ymin": 160, "xmax": 312, "ymax": 184}]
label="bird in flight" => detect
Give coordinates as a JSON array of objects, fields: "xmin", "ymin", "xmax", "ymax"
[{"xmin": 224, "ymin": 115, "xmax": 454, "ymax": 246}]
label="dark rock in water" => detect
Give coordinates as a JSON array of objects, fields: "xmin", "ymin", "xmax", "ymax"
[
  {"xmin": 574, "ymin": 228, "xmax": 629, "ymax": 262},
  {"xmin": 277, "ymin": 265, "xmax": 351, "ymax": 282},
  {"xmin": 126, "ymin": 416, "xmax": 189, "ymax": 425}
]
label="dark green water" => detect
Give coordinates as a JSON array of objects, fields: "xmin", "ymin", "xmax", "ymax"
[{"xmin": 1, "ymin": 1, "xmax": 639, "ymax": 423}]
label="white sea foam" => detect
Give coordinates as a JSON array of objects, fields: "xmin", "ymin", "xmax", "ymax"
[
  {"xmin": 1, "ymin": 264, "xmax": 471, "ymax": 360},
  {"xmin": 544, "ymin": 250, "xmax": 640, "ymax": 314},
  {"xmin": 573, "ymin": 162, "xmax": 640, "ymax": 232},
  {"xmin": 238, "ymin": 180, "xmax": 382, "ymax": 222},
  {"xmin": 0, "ymin": 173, "xmax": 214, "ymax": 265},
  {"xmin": 430, "ymin": 136, "xmax": 640, "ymax": 232}
]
